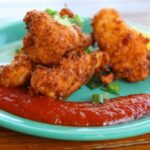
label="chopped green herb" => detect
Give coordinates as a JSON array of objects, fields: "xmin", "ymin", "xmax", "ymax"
[
  {"xmin": 45, "ymin": 8, "xmax": 84, "ymax": 28},
  {"xmin": 86, "ymin": 46, "xmax": 95, "ymax": 53},
  {"xmin": 108, "ymin": 83, "xmax": 120, "ymax": 92},
  {"xmin": 87, "ymin": 82, "xmax": 99, "ymax": 89},
  {"xmin": 62, "ymin": 15, "xmax": 68, "ymax": 19},
  {"xmin": 92, "ymin": 94, "xmax": 100, "ymax": 103},
  {"xmin": 54, "ymin": 15, "xmax": 72, "ymax": 26},
  {"xmin": 73, "ymin": 14, "xmax": 83, "ymax": 27},
  {"xmin": 15, "ymin": 48, "xmax": 20, "ymax": 54},
  {"xmin": 86, "ymin": 76, "xmax": 100, "ymax": 89},
  {"xmin": 99, "ymin": 94, "xmax": 104, "ymax": 103},
  {"xmin": 103, "ymin": 92, "xmax": 109, "ymax": 100},
  {"xmin": 45, "ymin": 8, "xmax": 58, "ymax": 16},
  {"xmin": 98, "ymin": 92, "xmax": 109, "ymax": 103},
  {"xmin": 91, "ymin": 92, "xmax": 109, "ymax": 103},
  {"xmin": 101, "ymin": 82, "xmax": 120, "ymax": 95},
  {"xmin": 45, "ymin": 8, "xmax": 72, "ymax": 27}
]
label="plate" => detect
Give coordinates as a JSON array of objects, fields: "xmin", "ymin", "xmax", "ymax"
[{"xmin": 0, "ymin": 19, "xmax": 150, "ymax": 141}]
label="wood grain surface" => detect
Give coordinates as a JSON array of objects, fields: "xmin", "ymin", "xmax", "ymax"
[
  {"xmin": 0, "ymin": 0, "xmax": 150, "ymax": 149},
  {"xmin": 0, "ymin": 127, "xmax": 150, "ymax": 150}
]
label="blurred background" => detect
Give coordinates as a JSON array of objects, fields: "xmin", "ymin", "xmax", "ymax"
[{"xmin": 0, "ymin": 0, "xmax": 150, "ymax": 26}]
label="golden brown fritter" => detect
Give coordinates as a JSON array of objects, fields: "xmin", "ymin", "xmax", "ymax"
[
  {"xmin": 23, "ymin": 10, "xmax": 92, "ymax": 65},
  {"xmin": 30, "ymin": 51, "xmax": 103, "ymax": 99},
  {"xmin": 93, "ymin": 8, "xmax": 150, "ymax": 82},
  {"xmin": 0, "ymin": 52, "xmax": 32, "ymax": 87}
]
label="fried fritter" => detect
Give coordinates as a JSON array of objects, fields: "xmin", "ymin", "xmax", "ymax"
[
  {"xmin": 93, "ymin": 8, "xmax": 150, "ymax": 82},
  {"xmin": 23, "ymin": 10, "xmax": 92, "ymax": 65},
  {"xmin": 31, "ymin": 51, "xmax": 103, "ymax": 99},
  {"xmin": 0, "ymin": 52, "xmax": 32, "ymax": 87}
]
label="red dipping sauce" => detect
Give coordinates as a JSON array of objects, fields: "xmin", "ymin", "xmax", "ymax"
[{"xmin": 0, "ymin": 86, "xmax": 150, "ymax": 126}]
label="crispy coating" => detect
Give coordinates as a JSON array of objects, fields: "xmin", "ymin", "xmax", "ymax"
[
  {"xmin": 23, "ymin": 10, "xmax": 92, "ymax": 65},
  {"xmin": 99, "ymin": 73, "xmax": 114, "ymax": 85},
  {"xmin": 93, "ymin": 8, "xmax": 150, "ymax": 82},
  {"xmin": 0, "ymin": 52, "xmax": 32, "ymax": 87},
  {"xmin": 31, "ymin": 51, "xmax": 103, "ymax": 99},
  {"xmin": 60, "ymin": 8, "xmax": 74, "ymax": 18}
]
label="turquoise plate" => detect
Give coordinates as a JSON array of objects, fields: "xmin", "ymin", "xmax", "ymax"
[{"xmin": 0, "ymin": 19, "xmax": 150, "ymax": 141}]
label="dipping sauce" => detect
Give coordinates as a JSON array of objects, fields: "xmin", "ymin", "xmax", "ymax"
[{"xmin": 0, "ymin": 86, "xmax": 150, "ymax": 126}]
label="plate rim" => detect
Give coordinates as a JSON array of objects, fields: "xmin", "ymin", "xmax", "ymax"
[
  {"xmin": 0, "ymin": 20, "xmax": 150, "ymax": 141},
  {"xmin": 1, "ymin": 110, "xmax": 150, "ymax": 141}
]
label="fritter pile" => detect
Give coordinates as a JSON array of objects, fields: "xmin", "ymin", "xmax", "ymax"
[
  {"xmin": 0, "ymin": 9, "xmax": 105, "ymax": 99},
  {"xmin": 0, "ymin": 8, "xmax": 150, "ymax": 99},
  {"xmin": 93, "ymin": 8, "xmax": 150, "ymax": 82}
]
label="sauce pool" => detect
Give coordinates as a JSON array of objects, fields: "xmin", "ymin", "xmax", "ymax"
[{"xmin": 0, "ymin": 86, "xmax": 150, "ymax": 126}]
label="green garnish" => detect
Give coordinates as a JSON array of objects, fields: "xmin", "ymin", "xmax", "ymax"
[
  {"xmin": 92, "ymin": 94, "xmax": 100, "ymax": 103},
  {"xmin": 86, "ymin": 76, "xmax": 100, "ymax": 89},
  {"xmin": 45, "ymin": 8, "xmax": 83, "ymax": 28},
  {"xmin": 108, "ymin": 83, "xmax": 120, "ymax": 92},
  {"xmin": 62, "ymin": 15, "xmax": 68, "ymax": 19},
  {"xmin": 87, "ymin": 82, "xmax": 99, "ymax": 89},
  {"xmin": 86, "ymin": 46, "xmax": 95, "ymax": 53},
  {"xmin": 53, "ymin": 14, "xmax": 72, "ymax": 27},
  {"xmin": 73, "ymin": 14, "xmax": 83, "ymax": 27},
  {"xmin": 103, "ymin": 92, "xmax": 110, "ymax": 100},
  {"xmin": 101, "ymin": 82, "xmax": 120, "ymax": 95},
  {"xmin": 45, "ymin": 8, "xmax": 72, "ymax": 27},
  {"xmin": 87, "ymin": 75, "xmax": 120, "ymax": 95},
  {"xmin": 15, "ymin": 48, "xmax": 20, "ymax": 54},
  {"xmin": 91, "ymin": 92, "xmax": 109, "ymax": 103},
  {"xmin": 45, "ymin": 8, "xmax": 58, "ymax": 16}
]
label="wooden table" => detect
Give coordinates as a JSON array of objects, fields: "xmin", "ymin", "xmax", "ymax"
[
  {"xmin": 0, "ymin": 0, "xmax": 150, "ymax": 149},
  {"xmin": 0, "ymin": 128, "xmax": 150, "ymax": 150}
]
